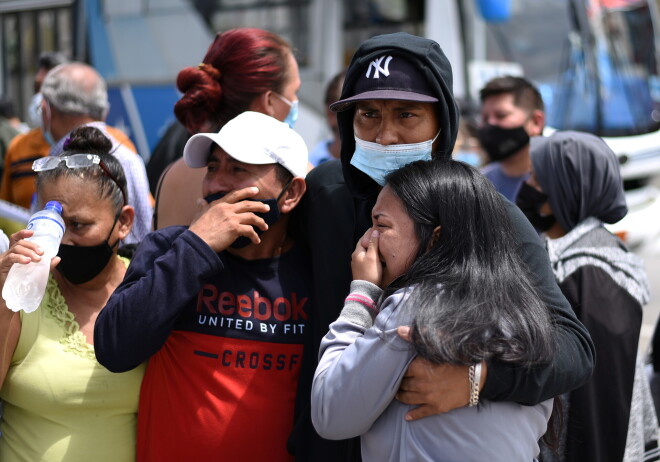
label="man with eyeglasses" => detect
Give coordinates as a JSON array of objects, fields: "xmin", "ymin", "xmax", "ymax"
[{"xmin": 37, "ymin": 62, "xmax": 152, "ymax": 245}]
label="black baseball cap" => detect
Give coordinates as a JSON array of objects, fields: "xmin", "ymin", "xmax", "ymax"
[{"xmin": 330, "ymin": 54, "xmax": 438, "ymax": 112}]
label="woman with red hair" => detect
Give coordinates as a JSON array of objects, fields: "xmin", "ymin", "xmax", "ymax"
[{"xmin": 153, "ymin": 27, "xmax": 301, "ymax": 229}]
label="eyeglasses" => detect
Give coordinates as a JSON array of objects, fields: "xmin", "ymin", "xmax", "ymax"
[
  {"xmin": 33, "ymin": 154, "xmax": 127, "ymax": 206},
  {"xmin": 33, "ymin": 153, "xmax": 100, "ymax": 171}
]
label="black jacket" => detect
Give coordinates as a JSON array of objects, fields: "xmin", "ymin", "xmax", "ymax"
[
  {"xmin": 337, "ymin": 32, "xmax": 459, "ymax": 201},
  {"xmin": 289, "ymin": 33, "xmax": 595, "ymax": 462}
]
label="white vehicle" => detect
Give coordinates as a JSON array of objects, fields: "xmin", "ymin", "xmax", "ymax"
[{"xmin": 604, "ymin": 130, "xmax": 660, "ymax": 250}]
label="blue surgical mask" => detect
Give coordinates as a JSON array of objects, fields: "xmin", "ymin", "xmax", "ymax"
[
  {"xmin": 27, "ymin": 93, "xmax": 43, "ymax": 129},
  {"xmin": 351, "ymin": 132, "xmax": 440, "ymax": 186},
  {"xmin": 275, "ymin": 93, "xmax": 299, "ymax": 129}
]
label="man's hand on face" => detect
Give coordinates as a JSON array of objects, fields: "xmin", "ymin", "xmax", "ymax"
[{"xmin": 188, "ymin": 187, "xmax": 270, "ymax": 253}]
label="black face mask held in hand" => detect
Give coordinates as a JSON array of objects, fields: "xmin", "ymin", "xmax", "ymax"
[
  {"xmin": 204, "ymin": 180, "xmax": 291, "ymax": 249},
  {"xmin": 478, "ymin": 124, "xmax": 530, "ymax": 162},
  {"xmin": 516, "ymin": 182, "xmax": 556, "ymax": 232}
]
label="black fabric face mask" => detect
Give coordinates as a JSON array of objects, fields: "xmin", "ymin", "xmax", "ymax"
[
  {"xmin": 56, "ymin": 215, "xmax": 120, "ymax": 285},
  {"xmin": 203, "ymin": 181, "xmax": 290, "ymax": 249},
  {"xmin": 516, "ymin": 182, "xmax": 556, "ymax": 232},
  {"xmin": 478, "ymin": 124, "xmax": 530, "ymax": 162}
]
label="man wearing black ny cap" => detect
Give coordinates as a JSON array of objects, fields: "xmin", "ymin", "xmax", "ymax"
[{"xmin": 290, "ymin": 32, "xmax": 595, "ymax": 461}]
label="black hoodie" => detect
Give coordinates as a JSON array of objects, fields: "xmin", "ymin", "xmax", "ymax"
[
  {"xmin": 337, "ymin": 32, "xmax": 459, "ymax": 201},
  {"xmin": 289, "ymin": 33, "xmax": 594, "ymax": 462}
]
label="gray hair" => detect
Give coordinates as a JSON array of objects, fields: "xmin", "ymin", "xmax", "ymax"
[{"xmin": 40, "ymin": 62, "xmax": 109, "ymax": 120}]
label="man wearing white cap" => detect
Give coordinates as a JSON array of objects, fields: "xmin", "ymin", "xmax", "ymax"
[{"xmin": 94, "ymin": 111, "xmax": 311, "ymax": 462}]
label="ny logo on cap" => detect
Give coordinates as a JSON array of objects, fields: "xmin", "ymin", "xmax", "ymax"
[{"xmin": 366, "ymin": 55, "xmax": 393, "ymax": 79}]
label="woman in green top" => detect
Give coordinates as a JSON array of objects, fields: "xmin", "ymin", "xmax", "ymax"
[{"xmin": 0, "ymin": 126, "xmax": 145, "ymax": 462}]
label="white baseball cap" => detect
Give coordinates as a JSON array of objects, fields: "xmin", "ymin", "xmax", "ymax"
[{"xmin": 183, "ymin": 111, "xmax": 308, "ymax": 178}]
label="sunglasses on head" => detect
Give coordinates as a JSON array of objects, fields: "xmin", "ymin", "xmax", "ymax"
[{"xmin": 33, "ymin": 154, "xmax": 127, "ymax": 206}]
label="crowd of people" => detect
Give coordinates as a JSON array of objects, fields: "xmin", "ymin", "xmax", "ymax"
[{"xmin": 0, "ymin": 26, "xmax": 656, "ymax": 462}]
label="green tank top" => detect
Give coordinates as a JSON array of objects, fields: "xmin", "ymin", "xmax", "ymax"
[{"xmin": 0, "ymin": 259, "xmax": 146, "ymax": 462}]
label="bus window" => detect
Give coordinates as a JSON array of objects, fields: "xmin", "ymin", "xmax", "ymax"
[{"xmin": 481, "ymin": 0, "xmax": 660, "ymax": 136}]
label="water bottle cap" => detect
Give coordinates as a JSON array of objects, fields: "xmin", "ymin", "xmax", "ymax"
[{"xmin": 44, "ymin": 201, "xmax": 63, "ymax": 215}]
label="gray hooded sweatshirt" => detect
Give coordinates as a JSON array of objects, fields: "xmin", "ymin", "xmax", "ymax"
[{"xmin": 312, "ymin": 280, "xmax": 552, "ymax": 462}]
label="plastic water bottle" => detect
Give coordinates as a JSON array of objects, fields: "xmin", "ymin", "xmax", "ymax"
[{"xmin": 2, "ymin": 201, "xmax": 65, "ymax": 313}]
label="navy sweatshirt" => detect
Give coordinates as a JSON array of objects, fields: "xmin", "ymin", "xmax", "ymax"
[{"xmin": 94, "ymin": 226, "xmax": 311, "ymax": 462}]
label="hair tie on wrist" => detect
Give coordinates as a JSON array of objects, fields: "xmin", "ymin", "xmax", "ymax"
[{"xmin": 197, "ymin": 62, "xmax": 221, "ymax": 80}]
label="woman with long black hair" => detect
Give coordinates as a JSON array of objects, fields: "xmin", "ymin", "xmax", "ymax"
[{"xmin": 312, "ymin": 158, "xmax": 556, "ymax": 461}]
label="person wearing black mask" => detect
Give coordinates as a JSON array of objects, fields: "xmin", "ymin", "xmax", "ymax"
[
  {"xmin": 478, "ymin": 75, "xmax": 545, "ymax": 201},
  {"xmin": 0, "ymin": 126, "xmax": 145, "ymax": 461},
  {"xmin": 520, "ymin": 130, "xmax": 659, "ymax": 462},
  {"xmin": 94, "ymin": 111, "xmax": 311, "ymax": 462}
]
